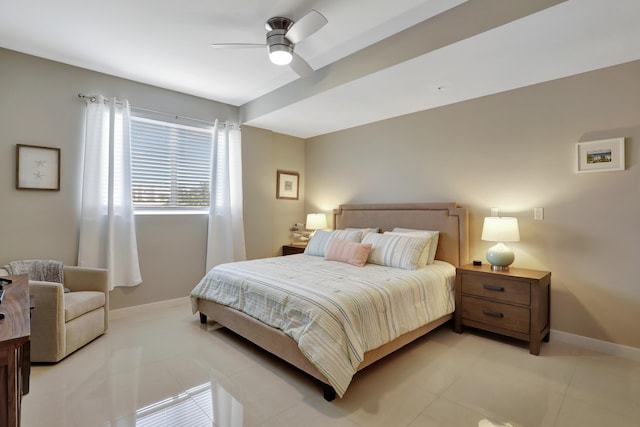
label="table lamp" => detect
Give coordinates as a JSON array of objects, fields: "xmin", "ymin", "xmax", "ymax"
[
  {"xmin": 481, "ymin": 217, "xmax": 520, "ymax": 271},
  {"xmin": 305, "ymin": 213, "xmax": 327, "ymax": 238}
]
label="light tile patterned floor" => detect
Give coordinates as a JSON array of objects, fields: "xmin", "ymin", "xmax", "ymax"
[{"xmin": 21, "ymin": 300, "xmax": 640, "ymax": 426}]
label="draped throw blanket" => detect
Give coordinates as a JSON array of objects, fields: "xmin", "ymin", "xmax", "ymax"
[{"xmin": 4, "ymin": 260, "xmax": 63, "ymax": 283}]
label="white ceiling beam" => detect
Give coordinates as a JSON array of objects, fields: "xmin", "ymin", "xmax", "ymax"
[{"xmin": 239, "ymin": 0, "xmax": 567, "ymax": 128}]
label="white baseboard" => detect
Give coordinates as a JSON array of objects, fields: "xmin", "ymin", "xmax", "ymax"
[
  {"xmin": 551, "ymin": 329, "xmax": 640, "ymax": 362},
  {"xmin": 109, "ymin": 296, "xmax": 190, "ymax": 320}
]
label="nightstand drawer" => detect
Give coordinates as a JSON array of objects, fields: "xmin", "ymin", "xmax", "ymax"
[
  {"xmin": 461, "ymin": 274, "xmax": 530, "ymax": 305},
  {"xmin": 455, "ymin": 264, "xmax": 551, "ymax": 355},
  {"xmin": 461, "ymin": 296, "xmax": 530, "ymax": 334}
]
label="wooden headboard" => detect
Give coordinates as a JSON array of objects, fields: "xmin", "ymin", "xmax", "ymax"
[{"xmin": 333, "ymin": 202, "xmax": 469, "ymax": 267}]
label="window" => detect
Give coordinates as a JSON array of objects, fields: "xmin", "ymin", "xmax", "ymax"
[{"xmin": 130, "ymin": 116, "xmax": 213, "ymax": 211}]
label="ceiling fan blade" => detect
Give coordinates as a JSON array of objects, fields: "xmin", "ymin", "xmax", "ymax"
[
  {"xmin": 285, "ymin": 10, "xmax": 327, "ymax": 44},
  {"xmin": 290, "ymin": 52, "xmax": 313, "ymax": 77},
  {"xmin": 211, "ymin": 43, "xmax": 265, "ymax": 49}
]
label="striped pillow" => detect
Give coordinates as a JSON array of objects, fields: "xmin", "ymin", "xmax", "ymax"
[
  {"xmin": 391, "ymin": 228, "xmax": 440, "ymax": 265},
  {"xmin": 304, "ymin": 229, "xmax": 363, "ymax": 257},
  {"xmin": 384, "ymin": 232, "xmax": 431, "ymax": 268},
  {"xmin": 345, "ymin": 227, "xmax": 379, "ymax": 238},
  {"xmin": 324, "ymin": 238, "xmax": 372, "ymax": 267},
  {"xmin": 362, "ymin": 233, "xmax": 430, "ymax": 270}
]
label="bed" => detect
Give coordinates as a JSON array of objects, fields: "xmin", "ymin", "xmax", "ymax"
[{"xmin": 191, "ymin": 202, "xmax": 469, "ymax": 401}]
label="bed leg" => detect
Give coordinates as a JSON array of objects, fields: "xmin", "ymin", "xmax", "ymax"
[
  {"xmin": 199, "ymin": 313, "xmax": 207, "ymax": 324},
  {"xmin": 322, "ymin": 384, "xmax": 336, "ymax": 402}
]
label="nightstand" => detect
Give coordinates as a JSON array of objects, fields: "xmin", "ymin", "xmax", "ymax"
[
  {"xmin": 282, "ymin": 244, "xmax": 306, "ymax": 256},
  {"xmin": 454, "ymin": 264, "xmax": 551, "ymax": 355}
]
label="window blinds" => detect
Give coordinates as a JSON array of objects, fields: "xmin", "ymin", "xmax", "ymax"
[{"xmin": 130, "ymin": 117, "xmax": 213, "ymax": 209}]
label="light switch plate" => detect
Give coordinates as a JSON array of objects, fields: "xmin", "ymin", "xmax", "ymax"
[{"xmin": 534, "ymin": 207, "xmax": 544, "ymax": 220}]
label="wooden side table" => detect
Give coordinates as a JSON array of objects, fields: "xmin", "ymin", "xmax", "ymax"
[
  {"xmin": 454, "ymin": 264, "xmax": 551, "ymax": 355},
  {"xmin": 0, "ymin": 274, "xmax": 31, "ymax": 427},
  {"xmin": 282, "ymin": 244, "xmax": 306, "ymax": 256}
]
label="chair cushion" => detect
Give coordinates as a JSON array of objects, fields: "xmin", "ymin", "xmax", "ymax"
[{"xmin": 64, "ymin": 291, "xmax": 105, "ymax": 322}]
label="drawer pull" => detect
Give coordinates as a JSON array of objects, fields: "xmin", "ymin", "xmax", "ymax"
[
  {"xmin": 482, "ymin": 309, "xmax": 504, "ymax": 318},
  {"xmin": 483, "ymin": 284, "xmax": 505, "ymax": 292}
]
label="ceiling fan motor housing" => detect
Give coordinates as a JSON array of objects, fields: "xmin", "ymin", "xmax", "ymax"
[
  {"xmin": 265, "ymin": 17, "xmax": 293, "ymax": 32},
  {"xmin": 266, "ymin": 17, "xmax": 294, "ymax": 47},
  {"xmin": 266, "ymin": 17, "xmax": 294, "ymax": 64}
]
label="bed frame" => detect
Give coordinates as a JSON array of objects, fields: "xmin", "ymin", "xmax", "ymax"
[{"xmin": 196, "ymin": 202, "xmax": 469, "ymax": 401}]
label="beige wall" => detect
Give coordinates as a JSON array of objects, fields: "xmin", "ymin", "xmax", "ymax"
[
  {"xmin": 0, "ymin": 49, "xmax": 303, "ymax": 310},
  {"xmin": 3, "ymin": 47, "xmax": 638, "ymax": 349},
  {"xmin": 306, "ymin": 60, "xmax": 640, "ymax": 349},
  {"xmin": 242, "ymin": 126, "xmax": 306, "ymax": 258}
]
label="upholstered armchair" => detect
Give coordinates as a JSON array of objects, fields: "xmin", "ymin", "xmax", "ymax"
[{"xmin": 0, "ymin": 265, "xmax": 109, "ymax": 362}]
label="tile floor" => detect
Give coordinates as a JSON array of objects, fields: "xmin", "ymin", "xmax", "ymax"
[{"xmin": 22, "ymin": 299, "xmax": 640, "ymax": 427}]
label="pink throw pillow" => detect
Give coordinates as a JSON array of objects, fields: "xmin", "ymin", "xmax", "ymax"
[{"xmin": 324, "ymin": 238, "xmax": 372, "ymax": 267}]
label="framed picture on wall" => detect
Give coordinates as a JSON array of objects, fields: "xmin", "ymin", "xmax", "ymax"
[
  {"xmin": 276, "ymin": 170, "xmax": 299, "ymax": 200},
  {"xmin": 575, "ymin": 137, "xmax": 625, "ymax": 173},
  {"xmin": 16, "ymin": 144, "xmax": 61, "ymax": 190}
]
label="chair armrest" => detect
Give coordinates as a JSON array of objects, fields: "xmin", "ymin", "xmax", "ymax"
[
  {"xmin": 29, "ymin": 281, "xmax": 65, "ymax": 320},
  {"xmin": 63, "ymin": 266, "xmax": 109, "ymax": 333},
  {"xmin": 29, "ymin": 281, "xmax": 66, "ymax": 361},
  {"xmin": 63, "ymin": 266, "xmax": 108, "ymax": 293}
]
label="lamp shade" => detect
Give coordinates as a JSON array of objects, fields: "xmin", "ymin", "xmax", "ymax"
[
  {"xmin": 481, "ymin": 217, "xmax": 520, "ymax": 242},
  {"xmin": 306, "ymin": 213, "xmax": 327, "ymax": 230}
]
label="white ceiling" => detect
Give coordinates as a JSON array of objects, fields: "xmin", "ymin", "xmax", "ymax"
[{"xmin": 2, "ymin": 0, "xmax": 640, "ymax": 138}]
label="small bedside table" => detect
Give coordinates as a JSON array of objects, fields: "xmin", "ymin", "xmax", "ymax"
[
  {"xmin": 282, "ymin": 244, "xmax": 306, "ymax": 256},
  {"xmin": 454, "ymin": 264, "xmax": 551, "ymax": 355}
]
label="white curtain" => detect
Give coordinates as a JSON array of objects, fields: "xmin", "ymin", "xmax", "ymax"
[
  {"xmin": 78, "ymin": 95, "xmax": 142, "ymax": 290},
  {"xmin": 206, "ymin": 121, "xmax": 246, "ymax": 271}
]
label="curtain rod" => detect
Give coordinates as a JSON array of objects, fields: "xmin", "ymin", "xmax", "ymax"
[
  {"xmin": 77, "ymin": 93, "xmax": 125, "ymax": 105},
  {"xmin": 77, "ymin": 93, "xmax": 98, "ymax": 103},
  {"xmin": 77, "ymin": 93, "xmax": 239, "ymax": 129},
  {"xmin": 132, "ymin": 106, "xmax": 241, "ymax": 129}
]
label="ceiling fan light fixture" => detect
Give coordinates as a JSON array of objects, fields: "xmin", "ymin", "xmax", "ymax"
[
  {"xmin": 212, "ymin": 10, "xmax": 326, "ymax": 75},
  {"xmin": 268, "ymin": 44, "xmax": 293, "ymax": 65}
]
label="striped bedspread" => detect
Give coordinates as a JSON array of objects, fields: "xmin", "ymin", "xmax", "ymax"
[{"xmin": 190, "ymin": 254, "xmax": 455, "ymax": 397}]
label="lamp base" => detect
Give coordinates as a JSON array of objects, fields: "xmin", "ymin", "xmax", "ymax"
[{"xmin": 486, "ymin": 242, "xmax": 515, "ymax": 271}]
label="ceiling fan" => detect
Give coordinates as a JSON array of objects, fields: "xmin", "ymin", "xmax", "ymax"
[{"xmin": 211, "ymin": 10, "xmax": 328, "ymax": 77}]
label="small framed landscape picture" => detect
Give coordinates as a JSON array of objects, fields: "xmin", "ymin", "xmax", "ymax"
[
  {"xmin": 16, "ymin": 144, "xmax": 61, "ymax": 190},
  {"xmin": 575, "ymin": 137, "xmax": 625, "ymax": 173},
  {"xmin": 276, "ymin": 170, "xmax": 299, "ymax": 200}
]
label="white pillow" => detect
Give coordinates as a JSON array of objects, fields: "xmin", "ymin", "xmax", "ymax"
[
  {"xmin": 384, "ymin": 231, "xmax": 431, "ymax": 268},
  {"xmin": 362, "ymin": 233, "xmax": 429, "ymax": 270},
  {"xmin": 391, "ymin": 228, "xmax": 440, "ymax": 265},
  {"xmin": 345, "ymin": 227, "xmax": 379, "ymax": 237},
  {"xmin": 304, "ymin": 229, "xmax": 363, "ymax": 257}
]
